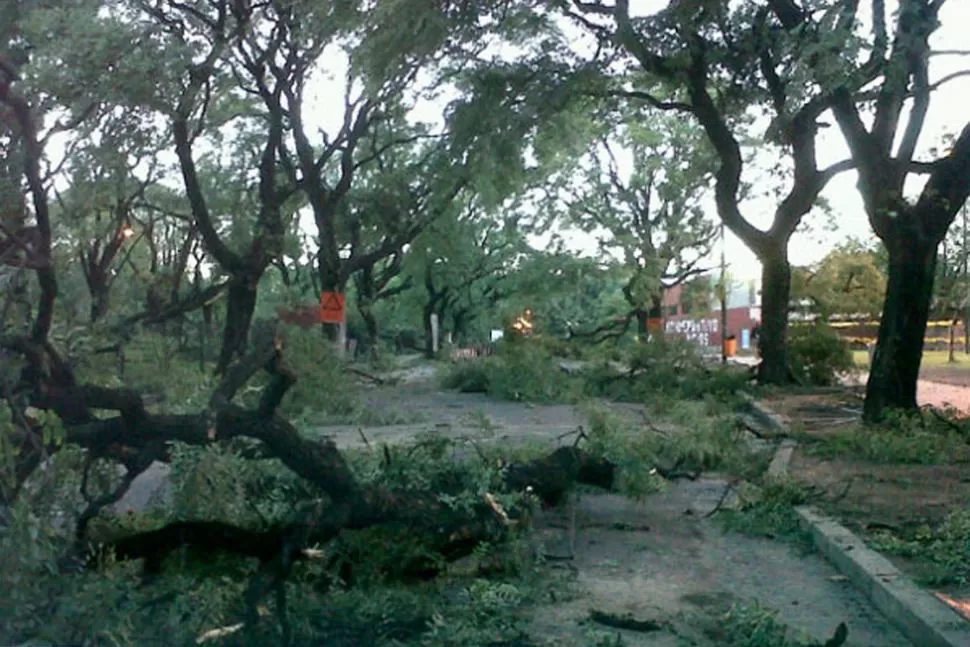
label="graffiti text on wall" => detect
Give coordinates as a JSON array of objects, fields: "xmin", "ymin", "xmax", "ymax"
[{"xmin": 665, "ymin": 318, "xmax": 719, "ymax": 347}]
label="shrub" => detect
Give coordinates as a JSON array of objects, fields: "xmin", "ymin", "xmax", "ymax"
[{"xmin": 787, "ymin": 323, "xmax": 854, "ymax": 386}]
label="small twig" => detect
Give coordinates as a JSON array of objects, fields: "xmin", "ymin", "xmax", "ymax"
[
  {"xmin": 555, "ymin": 425, "xmax": 588, "ymax": 448},
  {"xmin": 827, "ymin": 479, "xmax": 855, "ymax": 504},
  {"xmin": 356, "ymin": 427, "xmax": 372, "ymax": 450},
  {"xmin": 196, "ymin": 622, "xmax": 244, "ymax": 644},
  {"xmin": 345, "ymin": 366, "xmax": 386, "ymax": 385},
  {"xmin": 703, "ymin": 481, "xmax": 737, "ymax": 519},
  {"xmin": 459, "ymin": 435, "xmax": 489, "ymax": 463}
]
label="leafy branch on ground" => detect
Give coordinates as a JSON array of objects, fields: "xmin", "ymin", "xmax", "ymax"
[
  {"xmin": 866, "ymin": 510, "xmax": 970, "ymax": 587},
  {"xmin": 710, "ymin": 602, "xmax": 848, "ymax": 647},
  {"xmin": 716, "ymin": 479, "xmax": 815, "ymax": 551}
]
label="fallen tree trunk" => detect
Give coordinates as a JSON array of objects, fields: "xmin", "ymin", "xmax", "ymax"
[
  {"xmin": 89, "ymin": 445, "xmax": 616, "ymax": 575},
  {"xmin": 8, "ymin": 319, "xmax": 616, "ymax": 584}
]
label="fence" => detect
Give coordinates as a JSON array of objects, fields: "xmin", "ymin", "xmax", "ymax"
[{"xmin": 797, "ymin": 319, "xmax": 968, "ymax": 351}]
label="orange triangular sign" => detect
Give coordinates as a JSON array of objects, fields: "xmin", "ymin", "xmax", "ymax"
[{"xmin": 320, "ymin": 291, "xmax": 346, "ymax": 324}]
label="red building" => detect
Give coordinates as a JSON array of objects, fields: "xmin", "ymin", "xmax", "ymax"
[{"xmin": 655, "ymin": 277, "xmax": 761, "ymax": 352}]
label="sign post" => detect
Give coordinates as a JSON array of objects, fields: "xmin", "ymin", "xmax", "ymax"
[
  {"xmin": 320, "ymin": 292, "xmax": 346, "ymax": 324},
  {"xmin": 320, "ymin": 292, "xmax": 347, "ymax": 357}
]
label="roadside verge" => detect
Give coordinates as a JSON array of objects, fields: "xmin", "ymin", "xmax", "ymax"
[{"xmin": 754, "ymin": 397, "xmax": 970, "ymax": 647}]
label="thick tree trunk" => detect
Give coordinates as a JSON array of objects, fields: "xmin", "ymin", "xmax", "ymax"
[
  {"xmin": 359, "ymin": 304, "xmax": 379, "ymax": 358},
  {"xmin": 89, "ymin": 283, "xmax": 110, "ymax": 323},
  {"xmin": 756, "ymin": 246, "xmax": 792, "ymax": 385},
  {"xmin": 216, "ymin": 280, "xmax": 259, "ymax": 375},
  {"xmin": 863, "ymin": 240, "xmax": 937, "ymax": 422}
]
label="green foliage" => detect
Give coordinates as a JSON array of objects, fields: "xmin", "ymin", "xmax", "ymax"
[
  {"xmin": 868, "ymin": 511, "xmax": 970, "ymax": 587},
  {"xmin": 787, "ymin": 323, "xmax": 854, "ymax": 387},
  {"xmin": 790, "ymin": 243, "xmax": 886, "ymax": 320},
  {"xmin": 554, "ymin": 106, "xmax": 718, "ymax": 312},
  {"xmin": 804, "ymin": 408, "xmax": 970, "ymax": 464},
  {"xmin": 715, "ymin": 602, "xmax": 819, "ymax": 647},
  {"xmin": 718, "ymin": 479, "xmax": 813, "ymax": 550},
  {"xmin": 274, "ymin": 327, "xmax": 363, "ymax": 423},
  {"xmin": 586, "ymin": 337, "xmax": 751, "ymax": 407},
  {"xmin": 0, "ymin": 427, "xmax": 570, "ymax": 646},
  {"xmin": 441, "ymin": 342, "xmax": 584, "ymax": 403},
  {"xmin": 581, "ymin": 401, "xmax": 763, "ymax": 501}
]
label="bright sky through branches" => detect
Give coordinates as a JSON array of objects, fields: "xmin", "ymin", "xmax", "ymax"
[{"xmin": 301, "ymin": 1, "xmax": 970, "ymax": 281}]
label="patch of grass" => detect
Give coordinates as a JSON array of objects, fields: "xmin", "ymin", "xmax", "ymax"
[
  {"xmin": 867, "ymin": 510, "xmax": 970, "ymax": 587},
  {"xmin": 854, "ymin": 349, "xmax": 970, "ymax": 370},
  {"xmin": 801, "ymin": 409, "xmax": 970, "ymax": 465},
  {"xmin": 717, "ymin": 479, "xmax": 814, "ymax": 551}
]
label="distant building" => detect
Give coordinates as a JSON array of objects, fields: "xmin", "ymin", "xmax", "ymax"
[{"xmin": 654, "ymin": 275, "xmax": 762, "ymax": 352}]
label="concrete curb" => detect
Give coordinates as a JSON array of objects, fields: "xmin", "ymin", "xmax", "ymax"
[
  {"xmin": 738, "ymin": 392, "xmax": 789, "ymax": 437},
  {"xmin": 766, "ymin": 438, "xmax": 797, "ymax": 480},
  {"xmin": 795, "ymin": 505, "xmax": 970, "ymax": 647},
  {"xmin": 754, "ymin": 397, "xmax": 970, "ymax": 647}
]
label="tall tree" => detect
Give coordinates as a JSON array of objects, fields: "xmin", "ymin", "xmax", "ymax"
[
  {"xmin": 565, "ymin": 0, "xmax": 853, "ymax": 383},
  {"xmin": 556, "ymin": 108, "xmax": 717, "ymax": 333},
  {"xmin": 791, "ymin": 242, "xmax": 887, "ymax": 321},
  {"xmin": 410, "ymin": 202, "xmax": 524, "ymax": 355},
  {"xmin": 766, "ymin": 0, "xmax": 970, "ymax": 419}
]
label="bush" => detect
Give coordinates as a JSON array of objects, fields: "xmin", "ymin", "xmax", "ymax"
[{"xmin": 787, "ymin": 323, "xmax": 853, "ymax": 386}]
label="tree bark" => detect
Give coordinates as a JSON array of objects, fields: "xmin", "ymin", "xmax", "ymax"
[
  {"xmin": 89, "ymin": 283, "xmax": 110, "ymax": 323},
  {"xmin": 359, "ymin": 303, "xmax": 379, "ymax": 357},
  {"xmin": 757, "ymin": 245, "xmax": 792, "ymax": 385},
  {"xmin": 863, "ymin": 238, "xmax": 936, "ymax": 421},
  {"xmin": 216, "ymin": 279, "xmax": 259, "ymax": 375}
]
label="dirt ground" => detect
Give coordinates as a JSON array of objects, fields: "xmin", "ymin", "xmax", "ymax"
[
  {"xmin": 113, "ymin": 360, "xmax": 915, "ymax": 645},
  {"xmin": 761, "ymin": 388, "xmax": 970, "ymax": 603}
]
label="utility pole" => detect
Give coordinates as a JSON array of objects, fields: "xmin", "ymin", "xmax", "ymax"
[{"xmin": 720, "ymin": 220, "xmax": 728, "ymax": 365}]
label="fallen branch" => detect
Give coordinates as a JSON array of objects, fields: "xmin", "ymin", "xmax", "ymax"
[
  {"xmin": 588, "ymin": 609, "xmax": 664, "ymax": 632},
  {"xmin": 345, "ymin": 365, "xmax": 389, "ymax": 385},
  {"xmin": 89, "ymin": 447, "xmax": 615, "ymax": 576}
]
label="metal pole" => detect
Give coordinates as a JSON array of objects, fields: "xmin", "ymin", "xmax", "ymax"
[{"xmin": 720, "ymin": 220, "xmax": 728, "ymax": 365}]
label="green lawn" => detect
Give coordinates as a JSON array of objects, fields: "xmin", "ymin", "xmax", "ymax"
[{"xmin": 852, "ymin": 349, "xmax": 970, "ymax": 369}]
